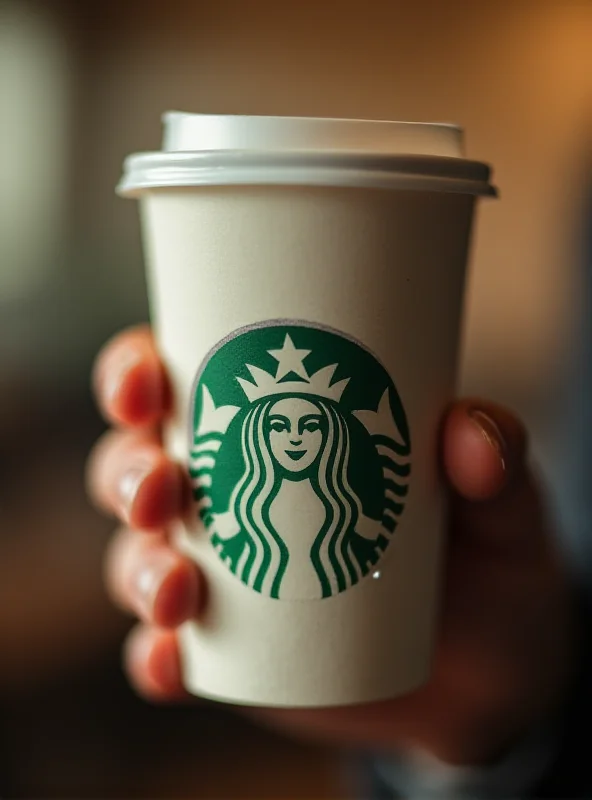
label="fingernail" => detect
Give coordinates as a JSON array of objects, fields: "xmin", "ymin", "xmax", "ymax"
[
  {"xmin": 468, "ymin": 409, "xmax": 507, "ymax": 470},
  {"xmin": 135, "ymin": 555, "xmax": 174, "ymax": 620},
  {"xmin": 118, "ymin": 463, "xmax": 152, "ymax": 521},
  {"xmin": 105, "ymin": 348, "xmax": 142, "ymax": 406}
]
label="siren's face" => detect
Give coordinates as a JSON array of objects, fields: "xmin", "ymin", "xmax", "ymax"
[{"xmin": 266, "ymin": 398, "xmax": 324, "ymax": 474}]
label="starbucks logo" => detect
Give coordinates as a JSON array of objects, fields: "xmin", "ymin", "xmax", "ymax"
[{"xmin": 189, "ymin": 322, "xmax": 411, "ymax": 600}]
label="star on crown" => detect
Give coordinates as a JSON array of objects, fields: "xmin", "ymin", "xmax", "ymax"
[{"xmin": 237, "ymin": 334, "xmax": 350, "ymax": 403}]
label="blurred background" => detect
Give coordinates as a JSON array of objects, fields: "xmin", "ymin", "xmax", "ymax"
[{"xmin": 0, "ymin": 0, "xmax": 590, "ymax": 796}]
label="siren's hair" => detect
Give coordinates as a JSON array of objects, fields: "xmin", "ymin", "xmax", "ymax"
[
  {"xmin": 230, "ymin": 398, "xmax": 362, "ymax": 598},
  {"xmin": 309, "ymin": 400, "xmax": 363, "ymax": 597},
  {"xmin": 229, "ymin": 401, "xmax": 289, "ymax": 598}
]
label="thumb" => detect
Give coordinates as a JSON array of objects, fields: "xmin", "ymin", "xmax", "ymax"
[{"xmin": 442, "ymin": 400, "xmax": 550, "ymax": 557}]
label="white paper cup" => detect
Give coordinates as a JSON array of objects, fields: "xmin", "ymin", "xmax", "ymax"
[{"xmin": 118, "ymin": 113, "xmax": 496, "ymax": 708}]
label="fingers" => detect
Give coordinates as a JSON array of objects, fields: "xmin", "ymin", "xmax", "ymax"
[
  {"xmin": 87, "ymin": 428, "xmax": 190, "ymax": 529},
  {"xmin": 125, "ymin": 626, "xmax": 188, "ymax": 702},
  {"xmin": 106, "ymin": 529, "xmax": 202, "ymax": 701},
  {"xmin": 93, "ymin": 325, "xmax": 170, "ymax": 428},
  {"xmin": 91, "ymin": 329, "xmax": 195, "ymax": 705},
  {"xmin": 105, "ymin": 527, "xmax": 204, "ymax": 628}
]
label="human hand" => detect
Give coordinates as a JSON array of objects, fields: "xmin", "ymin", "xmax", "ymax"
[{"xmin": 87, "ymin": 326, "xmax": 575, "ymax": 766}]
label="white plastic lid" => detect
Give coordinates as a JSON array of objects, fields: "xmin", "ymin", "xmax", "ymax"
[
  {"xmin": 118, "ymin": 113, "xmax": 496, "ymax": 197},
  {"xmin": 162, "ymin": 112, "xmax": 465, "ymax": 156}
]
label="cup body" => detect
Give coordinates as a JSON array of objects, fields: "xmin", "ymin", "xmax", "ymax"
[{"xmin": 137, "ymin": 183, "xmax": 475, "ymax": 706}]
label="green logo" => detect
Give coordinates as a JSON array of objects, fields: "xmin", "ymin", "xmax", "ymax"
[{"xmin": 189, "ymin": 322, "xmax": 411, "ymax": 600}]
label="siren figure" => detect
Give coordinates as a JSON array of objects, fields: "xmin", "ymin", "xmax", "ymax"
[{"xmin": 191, "ymin": 332, "xmax": 410, "ymax": 600}]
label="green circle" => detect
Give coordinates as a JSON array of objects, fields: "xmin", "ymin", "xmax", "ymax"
[{"xmin": 189, "ymin": 321, "xmax": 411, "ymax": 600}]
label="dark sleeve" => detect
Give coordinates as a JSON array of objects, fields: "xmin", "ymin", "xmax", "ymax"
[{"xmin": 533, "ymin": 588, "xmax": 592, "ymax": 799}]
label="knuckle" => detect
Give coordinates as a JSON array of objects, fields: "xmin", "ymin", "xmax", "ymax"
[{"xmin": 86, "ymin": 429, "xmax": 121, "ymax": 507}]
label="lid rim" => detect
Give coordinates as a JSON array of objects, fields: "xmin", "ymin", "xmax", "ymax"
[
  {"xmin": 118, "ymin": 159, "xmax": 496, "ymax": 198},
  {"xmin": 123, "ymin": 150, "xmax": 492, "ymax": 177}
]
